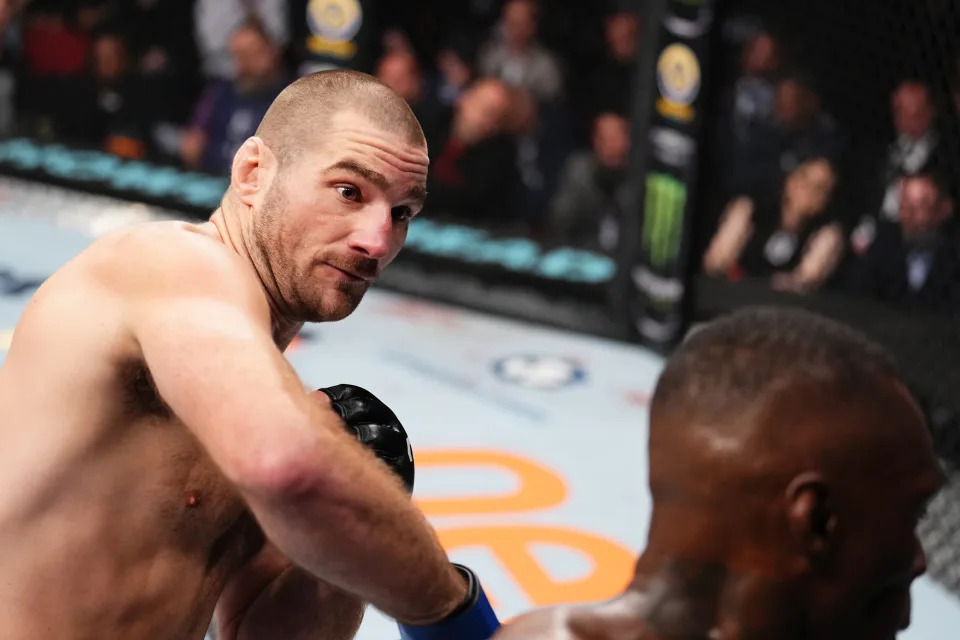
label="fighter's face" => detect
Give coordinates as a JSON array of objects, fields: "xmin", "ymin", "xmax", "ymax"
[
  {"xmin": 256, "ymin": 111, "xmax": 428, "ymax": 322},
  {"xmin": 804, "ymin": 384, "xmax": 944, "ymax": 640}
]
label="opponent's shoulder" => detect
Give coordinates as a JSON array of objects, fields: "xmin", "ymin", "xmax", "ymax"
[
  {"xmin": 495, "ymin": 606, "xmax": 578, "ymax": 640},
  {"xmin": 88, "ymin": 220, "xmax": 262, "ymax": 302}
]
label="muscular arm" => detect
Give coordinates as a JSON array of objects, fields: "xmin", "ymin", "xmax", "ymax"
[
  {"xmin": 215, "ymin": 541, "xmax": 365, "ymax": 640},
  {"xmin": 110, "ymin": 226, "xmax": 464, "ymax": 624}
]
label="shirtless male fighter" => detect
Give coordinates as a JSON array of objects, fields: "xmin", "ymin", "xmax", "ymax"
[
  {"xmin": 0, "ymin": 71, "xmax": 498, "ymax": 640},
  {"xmin": 495, "ymin": 307, "xmax": 944, "ymax": 640}
]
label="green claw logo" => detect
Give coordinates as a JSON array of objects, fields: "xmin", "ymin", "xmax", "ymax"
[{"xmin": 642, "ymin": 173, "xmax": 687, "ymax": 270}]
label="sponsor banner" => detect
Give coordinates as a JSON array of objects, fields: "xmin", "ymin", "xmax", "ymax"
[{"xmin": 621, "ymin": 0, "xmax": 716, "ymax": 349}]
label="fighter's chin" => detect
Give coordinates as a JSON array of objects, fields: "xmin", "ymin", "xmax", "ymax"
[{"xmin": 308, "ymin": 288, "xmax": 367, "ymax": 322}]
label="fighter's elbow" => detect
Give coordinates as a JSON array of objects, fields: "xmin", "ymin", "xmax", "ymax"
[{"xmin": 228, "ymin": 439, "xmax": 334, "ymax": 503}]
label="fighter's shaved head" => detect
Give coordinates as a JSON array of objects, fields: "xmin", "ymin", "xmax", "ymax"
[
  {"xmin": 653, "ymin": 306, "xmax": 899, "ymax": 425},
  {"xmin": 648, "ymin": 306, "xmax": 908, "ymax": 500},
  {"xmin": 255, "ymin": 70, "xmax": 427, "ymax": 166}
]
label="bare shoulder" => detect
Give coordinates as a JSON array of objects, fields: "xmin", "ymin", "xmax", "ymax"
[
  {"xmin": 494, "ymin": 606, "xmax": 578, "ymax": 640},
  {"xmin": 86, "ymin": 221, "xmax": 262, "ymax": 302}
]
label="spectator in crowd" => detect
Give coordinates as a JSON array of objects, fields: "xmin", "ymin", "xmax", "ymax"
[
  {"xmin": 478, "ymin": 0, "xmax": 563, "ymax": 103},
  {"xmin": 847, "ymin": 171, "xmax": 960, "ymax": 314},
  {"xmin": 427, "ymin": 78, "xmax": 519, "ymax": 223},
  {"xmin": 115, "ymin": 0, "xmax": 201, "ymax": 150},
  {"xmin": 83, "ymin": 28, "xmax": 150, "ymax": 157},
  {"xmin": 548, "ymin": 112, "xmax": 630, "ymax": 251},
  {"xmin": 376, "ymin": 50, "xmax": 451, "ymax": 155},
  {"xmin": 16, "ymin": 0, "xmax": 92, "ymax": 137},
  {"xmin": 851, "ymin": 80, "xmax": 948, "ymax": 256},
  {"xmin": 0, "ymin": 0, "xmax": 24, "ymax": 136},
  {"xmin": 717, "ymin": 30, "xmax": 782, "ymax": 196},
  {"xmin": 20, "ymin": 1, "xmax": 90, "ymax": 78},
  {"xmin": 704, "ymin": 156, "xmax": 844, "ymax": 293},
  {"xmin": 181, "ymin": 19, "xmax": 288, "ymax": 176},
  {"xmin": 194, "ymin": 0, "xmax": 288, "ymax": 80},
  {"xmin": 773, "ymin": 73, "xmax": 845, "ymax": 175},
  {"xmin": 584, "ymin": 8, "xmax": 639, "ymax": 122},
  {"xmin": 509, "ymin": 87, "xmax": 575, "ymax": 230},
  {"xmin": 432, "ymin": 34, "xmax": 481, "ymax": 108}
]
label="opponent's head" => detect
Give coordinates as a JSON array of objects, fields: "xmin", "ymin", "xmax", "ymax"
[
  {"xmin": 229, "ymin": 70, "xmax": 428, "ymax": 322},
  {"xmin": 645, "ymin": 307, "xmax": 943, "ymax": 640}
]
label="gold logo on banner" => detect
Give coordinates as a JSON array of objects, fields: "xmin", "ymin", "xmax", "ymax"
[
  {"xmin": 307, "ymin": 0, "xmax": 363, "ymax": 58},
  {"xmin": 656, "ymin": 43, "xmax": 701, "ymax": 123}
]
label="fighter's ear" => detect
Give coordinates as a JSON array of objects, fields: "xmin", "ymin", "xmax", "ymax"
[
  {"xmin": 231, "ymin": 137, "xmax": 273, "ymax": 206},
  {"xmin": 786, "ymin": 472, "xmax": 838, "ymax": 563}
]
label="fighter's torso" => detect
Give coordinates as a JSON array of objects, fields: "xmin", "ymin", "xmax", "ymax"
[{"xmin": 0, "ymin": 228, "xmax": 265, "ymax": 639}]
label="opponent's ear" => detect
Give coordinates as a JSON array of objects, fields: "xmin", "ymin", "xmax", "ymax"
[
  {"xmin": 786, "ymin": 472, "xmax": 837, "ymax": 563},
  {"xmin": 231, "ymin": 137, "xmax": 273, "ymax": 206}
]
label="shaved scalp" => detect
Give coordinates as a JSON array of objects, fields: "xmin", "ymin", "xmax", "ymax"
[
  {"xmin": 648, "ymin": 307, "xmax": 908, "ymax": 501},
  {"xmin": 255, "ymin": 70, "xmax": 426, "ymax": 166},
  {"xmin": 652, "ymin": 306, "xmax": 899, "ymax": 425}
]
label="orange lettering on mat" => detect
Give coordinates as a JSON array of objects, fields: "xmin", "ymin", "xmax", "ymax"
[
  {"xmin": 414, "ymin": 450, "xmax": 567, "ymax": 515},
  {"xmin": 438, "ymin": 526, "xmax": 636, "ymax": 606}
]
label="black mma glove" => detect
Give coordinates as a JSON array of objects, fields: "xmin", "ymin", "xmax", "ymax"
[{"xmin": 318, "ymin": 384, "xmax": 415, "ymax": 493}]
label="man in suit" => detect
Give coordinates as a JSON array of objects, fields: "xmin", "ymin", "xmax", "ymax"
[{"xmin": 848, "ymin": 169, "xmax": 960, "ymax": 314}]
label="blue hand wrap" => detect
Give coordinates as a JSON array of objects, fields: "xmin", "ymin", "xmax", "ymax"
[{"xmin": 398, "ymin": 564, "xmax": 500, "ymax": 640}]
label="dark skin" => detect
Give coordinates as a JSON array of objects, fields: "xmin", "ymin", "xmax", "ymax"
[{"xmin": 494, "ymin": 377, "xmax": 945, "ymax": 640}]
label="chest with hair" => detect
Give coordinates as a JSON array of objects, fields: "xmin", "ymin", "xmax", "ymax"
[{"xmin": 116, "ymin": 359, "xmax": 266, "ymax": 575}]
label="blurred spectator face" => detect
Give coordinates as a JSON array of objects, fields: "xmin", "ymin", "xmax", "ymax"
[
  {"xmin": 899, "ymin": 175, "xmax": 951, "ymax": 246},
  {"xmin": 605, "ymin": 11, "xmax": 639, "ymax": 63},
  {"xmin": 94, "ymin": 35, "xmax": 128, "ymax": 81},
  {"xmin": 503, "ymin": 0, "xmax": 538, "ymax": 50},
  {"xmin": 741, "ymin": 32, "xmax": 779, "ymax": 77},
  {"xmin": 377, "ymin": 52, "xmax": 422, "ymax": 104},
  {"xmin": 593, "ymin": 113, "xmax": 630, "ymax": 170},
  {"xmin": 437, "ymin": 49, "xmax": 473, "ymax": 92},
  {"xmin": 774, "ymin": 79, "xmax": 819, "ymax": 130},
  {"xmin": 783, "ymin": 158, "xmax": 836, "ymax": 218},
  {"xmin": 455, "ymin": 79, "xmax": 513, "ymax": 143},
  {"xmin": 892, "ymin": 82, "xmax": 935, "ymax": 140},
  {"xmin": 229, "ymin": 25, "xmax": 279, "ymax": 90}
]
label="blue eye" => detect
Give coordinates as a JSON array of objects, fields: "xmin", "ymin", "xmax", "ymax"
[{"xmin": 336, "ymin": 185, "xmax": 361, "ymax": 202}]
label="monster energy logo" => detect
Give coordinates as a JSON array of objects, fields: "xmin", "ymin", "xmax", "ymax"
[{"xmin": 642, "ymin": 173, "xmax": 687, "ymax": 270}]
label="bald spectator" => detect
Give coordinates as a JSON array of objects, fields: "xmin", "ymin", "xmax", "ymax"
[
  {"xmin": 428, "ymin": 78, "xmax": 520, "ymax": 222},
  {"xmin": 548, "ymin": 112, "xmax": 631, "ymax": 251},
  {"xmin": 479, "ymin": 0, "xmax": 563, "ymax": 103},
  {"xmin": 181, "ymin": 19, "xmax": 288, "ymax": 175},
  {"xmin": 848, "ymin": 171, "xmax": 960, "ymax": 314},
  {"xmin": 376, "ymin": 50, "xmax": 451, "ymax": 154},
  {"xmin": 851, "ymin": 80, "xmax": 949, "ymax": 256}
]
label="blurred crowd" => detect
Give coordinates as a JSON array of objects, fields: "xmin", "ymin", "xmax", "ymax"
[
  {"xmin": 0, "ymin": 0, "xmax": 638, "ymax": 247},
  {"xmin": 1, "ymin": 0, "xmax": 959, "ymax": 319},
  {"xmin": 701, "ymin": 23, "xmax": 960, "ymax": 317}
]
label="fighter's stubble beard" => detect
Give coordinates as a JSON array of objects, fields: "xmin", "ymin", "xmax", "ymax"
[{"xmin": 250, "ymin": 177, "xmax": 378, "ymax": 327}]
